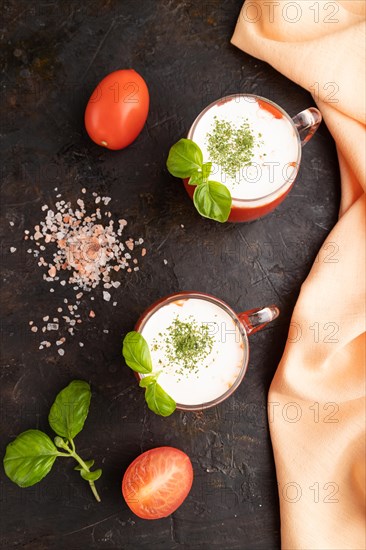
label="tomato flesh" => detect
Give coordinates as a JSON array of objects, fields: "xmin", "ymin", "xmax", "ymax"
[
  {"xmin": 85, "ymin": 69, "xmax": 149, "ymax": 150},
  {"xmin": 122, "ymin": 447, "xmax": 193, "ymax": 520}
]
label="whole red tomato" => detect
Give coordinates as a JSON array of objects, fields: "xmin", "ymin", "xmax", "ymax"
[
  {"xmin": 85, "ymin": 69, "xmax": 149, "ymax": 150},
  {"xmin": 122, "ymin": 447, "xmax": 194, "ymax": 520}
]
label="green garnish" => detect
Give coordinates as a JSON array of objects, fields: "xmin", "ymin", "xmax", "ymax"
[
  {"xmin": 3, "ymin": 381, "xmax": 102, "ymax": 502},
  {"xmin": 122, "ymin": 331, "xmax": 176, "ymax": 417},
  {"xmin": 206, "ymin": 116, "xmax": 255, "ymax": 179},
  {"xmin": 166, "ymin": 138, "xmax": 231, "ymax": 223},
  {"xmin": 161, "ymin": 316, "xmax": 214, "ymax": 375}
]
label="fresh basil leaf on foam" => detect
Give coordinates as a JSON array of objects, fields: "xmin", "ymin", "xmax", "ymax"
[
  {"xmin": 145, "ymin": 382, "xmax": 177, "ymax": 417},
  {"xmin": 166, "ymin": 138, "xmax": 232, "ymax": 222},
  {"xmin": 122, "ymin": 331, "xmax": 153, "ymax": 374},
  {"xmin": 193, "ymin": 180, "xmax": 232, "ymax": 223},
  {"xmin": 122, "ymin": 331, "xmax": 176, "ymax": 417},
  {"xmin": 166, "ymin": 138, "xmax": 203, "ymax": 178}
]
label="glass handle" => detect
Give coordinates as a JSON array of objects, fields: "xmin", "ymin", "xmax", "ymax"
[
  {"xmin": 237, "ymin": 305, "xmax": 280, "ymax": 336},
  {"xmin": 292, "ymin": 107, "xmax": 322, "ymax": 146}
]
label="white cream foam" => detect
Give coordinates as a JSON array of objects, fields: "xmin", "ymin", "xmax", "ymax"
[
  {"xmin": 140, "ymin": 297, "xmax": 245, "ymax": 406},
  {"xmin": 190, "ymin": 96, "xmax": 299, "ymax": 200}
]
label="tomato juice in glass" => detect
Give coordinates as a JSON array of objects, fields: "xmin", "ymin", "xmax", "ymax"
[
  {"xmin": 134, "ymin": 291, "xmax": 279, "ymax": 411},
  {"xmin": 184, "ymin": 94, "xmax": 322, "ymax": 222}
]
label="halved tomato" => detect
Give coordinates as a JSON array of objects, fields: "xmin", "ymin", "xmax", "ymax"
[{"xmin": 122, "ymin": 447, "xmax": 193, "ymax": 520}]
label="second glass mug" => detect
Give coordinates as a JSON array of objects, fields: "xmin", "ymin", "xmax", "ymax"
[
  {"xmin": 134, "ymin": 291, "xmax": 280, "ymax": 411},
  {"xmin": 183, "ymin": 93, "xmax": 322, "ymax": 222}
]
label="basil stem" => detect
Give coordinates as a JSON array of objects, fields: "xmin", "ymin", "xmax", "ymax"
[{"xmin": 55, "ymin": 438, "xmax": 101, "ymax": 502}]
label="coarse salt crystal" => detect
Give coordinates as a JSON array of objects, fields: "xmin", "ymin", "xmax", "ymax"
[
  {"xmin": 58, "ymin": 349, "xmax": 65, "ymax": 356},
  {"xmin": 10, "ymin": 247, "xmax": 16, "ymax": 253},
  {"xmin": 103, "ymin": 291, "xmax": 111, "ymax": 302},
  {"xmin": 47, "ymin": 323, "xmax": 59, "ymax": 331}
]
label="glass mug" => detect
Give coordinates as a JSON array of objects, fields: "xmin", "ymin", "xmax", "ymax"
[
  {"xmin": 134, "ymin": 291, "xmax": 279, "ymax": 411},
  {"xmin": 184, "ymin": 94, "xmax": 322, "ymax": 222}
]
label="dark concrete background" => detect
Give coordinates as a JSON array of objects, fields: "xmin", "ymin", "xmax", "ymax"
[{"xmin": 0, "ymin": 1, "xmax": 340, "ymax": 549}]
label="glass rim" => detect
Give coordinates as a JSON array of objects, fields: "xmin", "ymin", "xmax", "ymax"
[
  {"xmin": 135, "ymin": 291, "xmax": 250, "ymax": 411},
  {"xmin": 187, "ymin": 93, "xmax": 302, "ymax": 203}
]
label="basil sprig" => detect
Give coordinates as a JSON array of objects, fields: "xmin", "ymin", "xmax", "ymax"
[
  {"xmin": 122, "ymin": 331, "xmax": 176, "ymax": 417},
  {"xmin": 166, "ymin": 138, "xmax": 232, "ymax": 222},
  {"xmin": 3, "ymin": 381, "xmax": 102, "ymax": 502}
]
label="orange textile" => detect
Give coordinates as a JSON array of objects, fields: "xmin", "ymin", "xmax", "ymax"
[{"xmin": 231, "ymin": 1, "xmax": 366, "ymax": 549}]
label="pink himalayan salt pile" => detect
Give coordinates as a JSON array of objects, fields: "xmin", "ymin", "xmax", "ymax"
[{"xmin": 25, "ymin": 189, "xmax": 147, "ymax": 352}]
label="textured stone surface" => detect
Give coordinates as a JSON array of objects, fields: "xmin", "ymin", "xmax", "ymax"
[{"xmin": 0, "ymin": 1, "xmax": 340, "ymax": 548}]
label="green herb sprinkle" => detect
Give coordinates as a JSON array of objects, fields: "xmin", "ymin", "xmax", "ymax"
[
  {"xmin": 206, "ymin": 116, "xmax": 256, "ymax": 179},
  {"xmin": 154, "ymin": 316, "xmax": 214, "ymax": 376}
]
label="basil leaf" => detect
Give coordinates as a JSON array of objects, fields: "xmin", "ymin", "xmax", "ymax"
[
  {"xmin": 122, "ymin": 331, "xmax": 152, "ymax": 374},
  {"xmin": 144, "ymin": 381, "xmax": 176, "ymax": 417},
  {"xmin": 75, "ymin": 459, "xmax": 94, "ymax": 471},
  {"xmin": 188, "ymin": 172, "xmax": 203, "ymax": 186},
  {"xmin": 202, "ymin": 162, "xmax": 212, "ymax": 182},
  {"xmin": 48, "ymin": 380, "xmax": 91, "ymax": 440},
  {"xmin": 193, "ymin": 180, "xmax": 232, "ymax": 223},
  {"xmin": 80, "ymin": 468, "xmax": 102, "ymax": 482},
  {"xmin": 167, "ymin": 138, "xmax": 203, "ymax": 178},
  {"xmin": 3, "ymin": 430, "xmax": 59, "ymax": 487}
]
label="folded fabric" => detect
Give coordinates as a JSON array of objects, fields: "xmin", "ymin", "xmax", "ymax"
[{"xmin": 231, "ymin": 2, "xmax": 366, "ymax": 548}]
